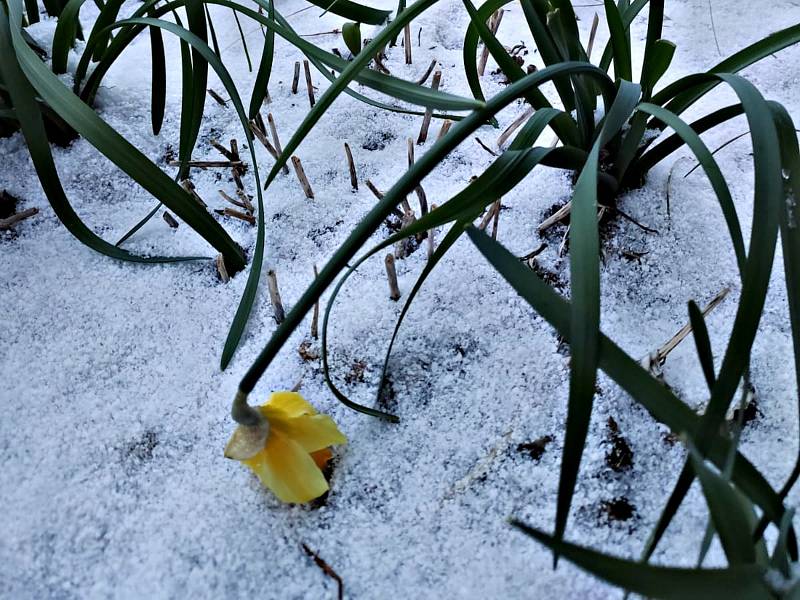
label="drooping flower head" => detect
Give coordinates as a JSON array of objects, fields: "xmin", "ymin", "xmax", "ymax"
[{"xmin": 225, "ymin": 391, "xmax": 346, "ymax": 503}]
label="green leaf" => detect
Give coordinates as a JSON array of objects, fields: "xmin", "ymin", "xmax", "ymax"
[
  {"xmin": 237, "ymin": 61, "xmax": 617, "ymax": 392},
  {"xmin": 639, "ymin": 0, "xmax": 664, "ymax": 94},
  {"xmin": 603, "ymin": 0, "xmax": 632, "ymax": 81},
  {"xmin": 461, "ymin": 0, "xmax": 581, "ymax": 146},
  {"xmin": 3, "ymin": 0, "xmax": 245, "ymax": 270},
  {"xmin": 688, "ymin": 444, "xmax": 757, "ymax": 565},
  {"xmin": 0, "ymin": 3, "xmax": 203, "ymax": 265},
  {"xmin": 510, "ymin": 521, "xmax": 771, "ymax": 600},
  {"xmin": 688, "ymin": 300, "xmax": 716, "ymax": 390},
  {"xmin": 653, "ymin": 23, "xmax": 800, "ymax": 119},
  {"xmin": 639, "ymin": 74, "xmax": 784, "ymax": 565},
  {"xmin": 555, "ymin": 80, "xmax": 640, "ymax": 549},
  {"xmin": 304, "ymin": 0, "xmax": 390, "ymax": 25},
  {"xmin": 342, "ymin": 21, "xmax": 362, "ymax": 56},
  {"xmin": 635, "ymin": 103, "xmax": 744, "ymax": 175},
  {"xmin": 465, "ymin": 225, "xmax": 794, "ymax": 543},
  {"xmin": 640, "ymin": 39, "xmax": 675, "ymax": 94},
  {"xmin": 148, "ymin": 9, "xmax": 166, "ymax": 135},
  {"xmin": 636, "ymin": 102, "xmax": 745, "ymax": 275},
  {"xmin": 518, "ymin": 0, "xmax": 576, "ymax": 112},
  {"xmin": 248, "ymin": 0, "xmax": 274, "ymax": 119}
]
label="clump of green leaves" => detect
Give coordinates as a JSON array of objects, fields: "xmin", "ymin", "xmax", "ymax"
[
  {"xmin": 234, "ymin": 0, "xmax": 800, "ymax": 594},
  {"xmin": 0, "ymin": 0, "xmax": 477, "ymax": 367}
]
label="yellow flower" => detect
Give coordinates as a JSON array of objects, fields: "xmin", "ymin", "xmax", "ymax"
[{"xmin": 224, "ymin": 391, "xmax": 347, "ymax": 503}]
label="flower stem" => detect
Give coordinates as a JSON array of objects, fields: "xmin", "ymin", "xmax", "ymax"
[{"xmin": 231, "ymin": 390, "xmax": 263, "ymax": 426}]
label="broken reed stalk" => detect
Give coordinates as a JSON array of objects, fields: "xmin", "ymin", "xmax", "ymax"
[
  {"xmin": 407, "ymin": 138, "xmax": 428, "ymax": 214},
  {"xmin": 267, "ymin": 270, "xmax": 286, "ymax": 324},
  {"xmin": 303, "ymin": 60, "xmax": 315, "ymax": 108},
  {"xmin": 311, "ymin": 265, "xmax": 320, "ymax": 339},
  {"xmin": 291, "ymin": 156, "xmax": 315, "ymax": 199},
  {"xmin": 384, "ymin": 253, "xmax": 401, "ymax": 301},
  {"xmin": 366, "ymin": 180, "xmax": 405, "ymax": 219},
  {"xmin": 215, "ymin": 207, "xmax": 256, "ymax": 225},
  {"xmin": 538, "ymin": 201, "xmax": 571, "ymax": 232},
  {"xmin": 266, "ymin": 113, "xmax": 290, "ymax": 175},
  {"xmin": 180, "ymin": 179, "xmax": 207, "ymax": 207},
  {"xmin": 218, "ymin": 190, "xmax": 249, "ymax": 211},
  {"xmin": 558, "ymin": 207, "xmax": 604, "ymax": 256},
  {"xmin": 497, "ymin": 105, "xmax": 535, "ymax": 148},
  {"xmin": 415, "ymin": 59, "xmax": 437, "ymax": 85},
  {"xmin": 343, "ymin": 143, "xmax": 358, "ymax": 190},
  {"xmin": 491, "ymin": 199, "xmax": 500, "ymax": 240},
  {"xmin": 0, "ymin": 207, "xmax": 38, "ymax": 229},
  {"xmin": 211, "ymin": 140, "xmax": 236, "ymax": 161},
  {"xmin": 427, "ymin": 202, "xmax": 437, "ymax": 259},
  {"xmin": 207, "ymin": 88, "xmax": 227, "ymax": 107},
  {"xmin": 655, "ymin": 287, "xmax": 730, "ymax": 362},
  {"xmin": 231, "ymin": 140, "xmax": 244, "ymax": 172},
  {"xmin": 365, "ymin": 179, "xmax": 384, "ymax": 199},
  {"xmin": 586, "ymin": 13, "xmax": 600, "ymax": 60},
  {"xmin": 403, "ymin": 24, "xmax": 412, "ymax": 64},
  {"xmin": 417, "ymin": 70, "xmax": 442, "ymax": 145},
  {"xmin": 437, "ymin": 119, "xmax": 452, "ymax": 140},
  {"xmin": 235, "ymin": 189, "xmax": 255, "ymax": 212},
  {"xmin": 475, "ymin": 137, "xmax": 498, "ymax": 156},
  {"xmin": 478, "ymin": 202, "xmax": 499, "ymax": 231},
  {"xmin": 162, "ymin": 211, "xmax": 179, "ymax": 228},
  {"xmin": 168, "ymin": 160, "xmax": 242, "ymax": 169},
  {"xmin": 215, "ymin": 254, "xmax": 230, "ymax": 283},
  {"xmin": 301, "ymin": 544, "xmax": 344, "ymax": 600},
  {"xmin": 250, "ymin": 119, "xmax": 289, "ymax": 174},
  {"xmin": 292, "ymin": 61, "xmax": 300, "ymax": 94},
  {"xmin": 478, "ymin": 10, "xmax": 504, "ymax": 76},
  {"xmin": 373, "ymin": 48, "xmax": 391, "ymax": 74}
]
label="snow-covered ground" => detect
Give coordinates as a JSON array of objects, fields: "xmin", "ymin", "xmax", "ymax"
[{"xmin": 2, "ymin": 0, "xmax": 800, "ymax": 597}]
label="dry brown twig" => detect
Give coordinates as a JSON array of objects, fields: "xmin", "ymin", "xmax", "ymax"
[
  {"xmin": 265, "ymin": 113, "xmax": 290, "ymax": 175},
  {"xmin": 215, "ymin": 254, "xmax": 230, "ymax": 283},
  {"xmin": 267, "ymin": 270, "xmax": 286, "ymax": 323},
  {"xmin": 407, "ymin": 138, "xmax": 428, "ymax": 214},
  {"xmin": 168, "ymin": 160, "xmax": 242, "ymax": 169},
  {"xmin": 437, "ymin": 119, "xmax": 452, "ymax": 140},
  {"xmin": 0, "ymin": 207, "xmax": 38, "ymax": 230},
  {"xmin": 206, "ymin": 89, "xmax": 227, "ymax": 107},
  {"xmin": 385, "ymin": 253, "xmax": 401, "ymax": 300},
  {"xmin": 162, "ymin": 211, "xmax": 179, "ymax": 229},
  {"xmin": 291, "ymin": 156, "xmax": 315, "ymax": 199},
  {"xmin": 215, "ymin": 208, "xmax": 256, "ymax": 225},
  {"xmin": 403, "ymin": 23, "xmax": 412, "ymax": 64},
  {"xmin": 478, "ymin": 9, "xmax": 504, "ymax": 76},
  {"xmin": 180, "ymin": 179, "xmax": 207, "ymax": 207},
  {"xmin": 218, "ymin": 190, "xmax": 249, "ymax": 211},
  {"xmin": 303, "ymin": 60, "xmax": 315, "ymax": 108},
  {"xmin": 417, "ymin": 70, "xmax": 442, "ymax": 145},
  {"xmin": 415, "ymin": 59, "xmax": 437, "ymax": 85},
  {"xmin": 641, "ymin": 287, "xmax": 731, "ymax": 375},
  {"xmin": 344, "ymin": 142, "xmax": 358, "ymax": 190},
  {"xmin": 291, "ymin": 61, "xmax": 301, "ymax": 94},
  {"xmin": 497, "ymin": 105, "xmax": 535, "ymax": 148},
  {"xmin": 301, "ymin": 544, "xmax": 344, "ymax": 600}
]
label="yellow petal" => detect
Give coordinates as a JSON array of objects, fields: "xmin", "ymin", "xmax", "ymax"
[
  {"xmin": 270, "ymin": 413, "xmax": 347, "ymax": 453},
  {"xmin": 261, "ymin": 391, "xmax": 316, "ymax": 419},
  {"xmin": 242, "ymin": 430, "xmax": 329, "ymax": 503},
  {"xmin": 311, "ymin": 448, "xmax": 333, "ymax": 469}
]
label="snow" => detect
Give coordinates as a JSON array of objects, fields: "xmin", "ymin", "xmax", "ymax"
[{"xmin": 2, "ymin": 0, "xmax": 800, "ymax": 597}]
